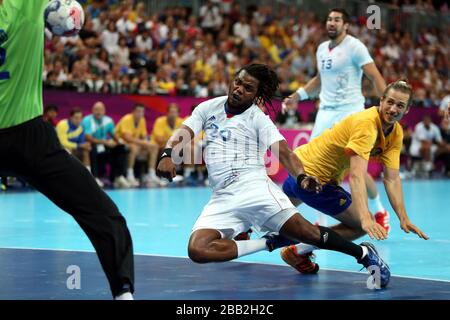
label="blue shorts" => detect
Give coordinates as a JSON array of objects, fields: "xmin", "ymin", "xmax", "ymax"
[{"xmin": 282, "ymin": 175, "xmax": 352, "ymax": 216}]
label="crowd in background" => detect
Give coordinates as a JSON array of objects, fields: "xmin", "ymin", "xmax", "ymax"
[{"xmin": 43, "ymin": 0, "xmax": 449, "ymax": 107}]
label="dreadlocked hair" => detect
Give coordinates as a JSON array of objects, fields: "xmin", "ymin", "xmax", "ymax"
[{"xmin": 236, "ymin": 63, "xmax": 280, "ymax": 114}]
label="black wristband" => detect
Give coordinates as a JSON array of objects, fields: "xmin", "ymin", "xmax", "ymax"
[
  {"xmin": 160, "ymin": 148, "xmax": 172, "ymax": 160},
  {"xmin": 297, "ymin": 173, "xmax": 307, "ymax": 186}
]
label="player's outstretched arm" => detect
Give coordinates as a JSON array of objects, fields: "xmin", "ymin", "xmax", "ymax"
[
  {"xmin": 282, "ymin": 75, "xmax": 321, "ymax": 111},
  {"xmin": 349, "ymin": 154, "xmax": 388, "ymax": 240},
  {"xmin": 157, "ymin": 125, "xmax": 195, "ymax": 182},
  {"xmin": 271, "ymin": 140, "xmax": 321, "ymax": 193},
  {"xmin": 362, "ymin": 62, "xmax": 386, "ymax": 97},
  {"xmin": 383, "ymin": 167, "xmax": 429, "ymax": 240}
]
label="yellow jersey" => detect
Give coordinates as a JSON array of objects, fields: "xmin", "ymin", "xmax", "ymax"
[
  {"xmin": 150, "ymin": 116, "xmax": 183, "ymax": 143},
  {"xmin": 295, "ymin": 107, "xmax": 403, "ymax": 184},
  {"xmin": 56, "ymin": 119, "xmax": 85, "ymax": 150},
  {"xmin": 116, "ymin": 113, "xmax": 147, "ymax": 140}
]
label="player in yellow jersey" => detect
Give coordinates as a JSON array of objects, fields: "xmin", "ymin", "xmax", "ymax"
[
  {"xmin": 0, "ymin": 0, "xmax": 134, "ymax": 299},
  {"xmin": 284, "ymin": 8, "xmax": 390, "ymax": 231},
  {"xmin": 280, "ymin": 80, "xmax": 429, "ymax": 274},
  {"xmin": 151, "ymin": 103, "xmax": 184, "ymax": 149}
]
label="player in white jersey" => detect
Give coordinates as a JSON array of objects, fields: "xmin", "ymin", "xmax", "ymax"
[
  {"xmin": 156, "ymin": 64, "xmax": 390, "ymax": 286},
  {"xmin": 283, "ymin": 8, "xmax": 390, "ymax": 233}
]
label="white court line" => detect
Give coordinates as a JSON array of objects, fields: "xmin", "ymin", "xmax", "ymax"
[{"xmin": 1, "ymin": 245, "xmax": 450, "ymax": 284}]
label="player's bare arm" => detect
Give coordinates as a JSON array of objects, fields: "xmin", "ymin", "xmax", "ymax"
[
  {"xmin": 298, "ymin": 74, "xmax": 321, "ymax": 98},
  {"xmin": 383, "ymin": 167, "xmax": 429, "ymax": 240},
  {"xmin": 283, "ymin": 74, "xmax": 321, "ymax": 109},
  {"xmin": 157, "ymin": 124, "xmax": 194, "ymax": 181},
  {"xmin": 362, "ymin": 62, "xmax": 386, "ymax": 97},
  {"xmin": 272, "ymin": 140, "xmax": 322, "ymax": 193},
  {"xmin": 349, "ymin": 154, "xmax": 387, "ymax": 240}
]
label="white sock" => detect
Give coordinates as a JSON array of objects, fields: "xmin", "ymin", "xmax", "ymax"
[
  {"xmin": 233, "ymin": 239, "xmax": 268, "ymax": 258},
  {"xmin": 127, "ymin": 168, "xmax": 134, "ymax": 178},
  {"xmin": 114, "ymin": 292, "xmax": 134, "ymax": 300},
  {"xmin": 295, "ymin": 243, "xmax": 318, "ymax": 255},
  {"xmin": 361, "ymin": 245, "xmax": 369, "ymax": 259},
  {"xmin": 370, "ymin": 194, "xmax": 385, "ymax": 213}
]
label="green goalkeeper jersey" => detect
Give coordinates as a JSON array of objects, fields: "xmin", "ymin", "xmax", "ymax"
[{"xmin": 0, "ymin": 0, "xmax": 47, "ymax": 129}]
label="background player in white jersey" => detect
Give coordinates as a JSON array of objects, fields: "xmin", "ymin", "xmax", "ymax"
[
  {"xmin": 157, "ymin": 64, "xmax": 391, "ymax": 287},
  {"xmin": 283, "ymin": 8, "xmax": 390, "ymax": 231}
]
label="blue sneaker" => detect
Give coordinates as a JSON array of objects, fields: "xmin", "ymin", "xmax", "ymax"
[
  {"xmin": 358, "ymin": 242, "xmax": 391, "ymax": 288},
  {"xmin": 263, "ymin": 232, "xmax": 297, "ymax": 252}
]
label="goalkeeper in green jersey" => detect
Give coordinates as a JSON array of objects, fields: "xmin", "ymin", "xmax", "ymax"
[{"xmin": 0, "ymin": 0, "xmax": 134, "ymax": 300}]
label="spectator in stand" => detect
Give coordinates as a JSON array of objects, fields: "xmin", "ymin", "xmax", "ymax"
[
  {"xmin": 116, "ymin": 36, "xmax": 131, "ymax": 69},
  {"xmin": 154, "ymin": 67, "xmax": 176, "ymax": 95},
  {"xmin": 87, "ymin": 0, "xmax": 107, "ymax": 19},
  {"xmin": 56, "ymin": 108, "xmax": 95, "ymax": 182},
  {"xmin": 185, "ymin": 15, "xmax": 202, "ymax": 41},
  {"xmin": 115, "ymin": 104, "xmax": 161, "ymax": 187},
  {"xmin": 82, "ymin": 101, "xmax": 130, "ymax": 189},
  {"xmin": 439, "ymin": 89, "xmax": 450, "ymax": 119},
  {"xmin": 92, "ymin": 10, "xmax": 108, "ymax": 34},
  {"xmin": 409, "ymin": 115, "xmax": 446, "ymax": 174},
  {"xmin": 199, "ymin": 0, "xmax": 223, "ymax": 39},
  {"xmin": 43, "ymin": 104, "xmax": 59, "ymax": 127},
  {"xmin": 150, "ymin": 103, "xmax": 184, "ymax": 150},
  {"xmin": 233, "ymin": 15, "xmax": 251, "ymax": 42},
  {"xmin": 116, "ymin": 10, "xmax": 136, "ymax": 36},
  {"xmin": 101, "ymin": 20, "xmax": 120, "ymax": 55}
]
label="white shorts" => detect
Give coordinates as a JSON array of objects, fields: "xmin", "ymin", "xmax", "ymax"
[
  {"xmin": 192, "ymin": 175, "xmax": 297, "ymax": 240},
  {"xmin": 311, "ymin": 106, "xmax": 364, "ymax": 139}
]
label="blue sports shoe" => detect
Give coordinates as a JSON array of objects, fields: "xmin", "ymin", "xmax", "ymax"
[
  {"xmin": 263, "ymin": 232, "xmax": 297, "ymax": 252},
  {"xmin": 358, "ymin": 242, "xmax": 391, "ymax": 288}
]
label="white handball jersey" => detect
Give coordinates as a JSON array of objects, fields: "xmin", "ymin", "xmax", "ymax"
[
  {"xmin": 317, "ymin": 35, "xmax": 373, "ymax": 109},
  {"xmin": 183, "ymin": 96, "xmax": 285, "ymax": 191}
]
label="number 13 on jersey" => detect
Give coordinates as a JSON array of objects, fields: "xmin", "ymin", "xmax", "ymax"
[{"xmin": 321, "ymin": 59, "xmax": 332, "ymax": 70}]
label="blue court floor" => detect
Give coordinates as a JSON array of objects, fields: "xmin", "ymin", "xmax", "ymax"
[{"xmin": 0, "ymin": 180, "xmax": 449, "ymax": 299}]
